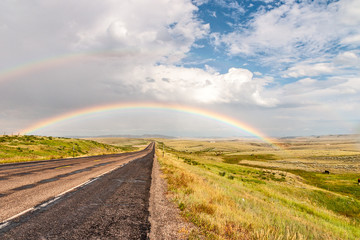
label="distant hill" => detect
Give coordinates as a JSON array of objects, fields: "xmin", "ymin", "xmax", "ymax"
[
  {"xmin": 71, "ymin": 134, "xmax": 176, "ymax": 139},
  {"xmin": 280, "ymin": 134, "xmax": 360, "ymax": 140}
]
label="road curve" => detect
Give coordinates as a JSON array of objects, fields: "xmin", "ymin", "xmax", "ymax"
[{"xmin": 0, "ymin": 142, "xmax": 155, "ymax": 239}]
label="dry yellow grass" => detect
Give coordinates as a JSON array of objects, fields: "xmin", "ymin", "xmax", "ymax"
[
  {"xmin": 85, "ymin": 137, "xmax": 150, "ymax": 151},
  {"xmin": 156, "ymin": 136, "xmax": 360, "ymax": 240}
]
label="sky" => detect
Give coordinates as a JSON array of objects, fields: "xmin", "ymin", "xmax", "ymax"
[{"xmin": 0, "ymin": 0, "xmax": 359, "ymax": 138}]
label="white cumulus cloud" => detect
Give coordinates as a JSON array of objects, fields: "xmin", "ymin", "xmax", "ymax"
[{"xmin": 121, "ymin": 65, "xmax": 278, "ymax": 106}]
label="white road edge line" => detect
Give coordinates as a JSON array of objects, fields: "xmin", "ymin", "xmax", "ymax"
[{"xmin": 0, "ymin": 162, "xmax": 129, "ymax": 230}]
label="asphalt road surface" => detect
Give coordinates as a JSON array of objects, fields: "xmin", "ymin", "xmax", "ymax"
[{"xmin": 0, "ymin": 142, "xmax": 155, "ymax": 239}]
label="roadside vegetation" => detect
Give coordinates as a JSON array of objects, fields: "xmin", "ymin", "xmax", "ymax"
[
  {"xmin": 156, "ymin": 136, "xmax": 360, "ymax": 239},
  {"xmin": 0, "ymin": 135, "xmax": 129, "ymax": 164}
]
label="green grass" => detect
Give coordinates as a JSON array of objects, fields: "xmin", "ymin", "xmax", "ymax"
[
  {"xmin": 0, "ymin": 135, "xmax": 126, "ymax": 163},
  {"xmin": 236, "ymin": 162, "xmax": 360, "ymax": 204},
  {"xmin": 309, "ymin": 190, "xmax": 360, "ymax": 220},
  {"xmin": 223, "ymin": 153, "xmax": 278, "ymax": 164},
  {"xmin": 117, "ymin": 145, "xmax": 139, "ymax": 152},
  {"xmin": 288, "ymin": 169, "xmax": 360, "ymax": 200}
]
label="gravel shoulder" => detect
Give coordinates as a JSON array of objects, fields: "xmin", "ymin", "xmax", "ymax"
[{"xmin": 149, "ymin": 155, "xmax": 199, "ymax": 240}]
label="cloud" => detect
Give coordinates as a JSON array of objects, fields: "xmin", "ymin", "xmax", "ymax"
[
  {"xmin": 0, "ymin": 0, "xmax": 209, "ymax": 66},
  {"xmin": 338, "ymin": 0, "xmax": 360, "ymax": 26},
  {"xmin": 72, "ymin": 0, "xmax": 209, "ymax": 64},
  {"xmin": 281, "ymin": 50, "xmax": 359, "ymax": 78},
  {"xmin": 118, "ymin": 65, "xmax": 278, "ymax": 106},
  {"xmin": 192, "ymin": 0, "xmax": 210, "ymax": 6},
  {"xmin": 341, "ymin": 34, "xmax": 360, "ymax": 46},
  {"xmin": 215, "ymin": 0, "xmax": 245, "ymax": 13},
  {"xmin": 282, "ymin": 62, "xmax": 334, "ymax": 78},
  {"xmin": 274, "ymin": 75, "xmax": 360, "ymax": 110},
  {"xmin": 213, "ymin": 0, "xmax": 360, "ymax": 66},
  {"xmin": 334, "ymin": 51, "xmax": 359, "ymax": 66}
]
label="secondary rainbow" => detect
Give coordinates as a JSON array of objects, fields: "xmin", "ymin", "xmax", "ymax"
[
  {"xmin": 0, "ymin": 50, "xmax": 137, "ymax": 84},
  {"xmin": 19, "ymin": 102, "xmax": 279, "ymax": 147}
]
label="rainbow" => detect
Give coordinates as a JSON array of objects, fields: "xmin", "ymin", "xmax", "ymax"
[
  {"xmin": 0, "ymin": 50, "xmax": 136, "ymax": 84},
  {"xmin": 18, "ymin": 102, "xmax": 280, "ymax": 148}
]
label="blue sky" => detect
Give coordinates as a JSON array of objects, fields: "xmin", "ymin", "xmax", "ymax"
[
  {"xmin": 190, "ymin": 0, "xmax": 359, "ymax": 76},
  {"xmin": 0, "ymin": 0, "xmax": 359, "ymax": 137}
]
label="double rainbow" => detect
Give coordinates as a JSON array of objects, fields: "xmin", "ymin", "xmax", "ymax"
[{"xmin": 19, "ymin": 102, "xmax": 279, "ymax": 148}]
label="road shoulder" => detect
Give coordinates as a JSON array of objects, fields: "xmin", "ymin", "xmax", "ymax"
[{"xmin": 149, "ymin": 155, "xmax": 199, "ymax": 240}]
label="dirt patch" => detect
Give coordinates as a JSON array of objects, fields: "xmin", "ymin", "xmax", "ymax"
[{"xmin": 149, "ymin": 155, "xmax": 199, "ymax": 239}]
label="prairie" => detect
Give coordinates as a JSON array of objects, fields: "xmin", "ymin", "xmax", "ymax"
[
  {"xmin": 84, "ymin": 137, "xmax": 150, "ymax": 151},
  {"xmin": 155, "ymin": 135, "xmax": 360, "ymax": 239}
]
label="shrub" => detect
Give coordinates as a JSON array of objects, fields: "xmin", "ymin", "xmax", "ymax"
[{"xmin": 179, "ymin": 202, "xmax": 185, "ymax": 211}]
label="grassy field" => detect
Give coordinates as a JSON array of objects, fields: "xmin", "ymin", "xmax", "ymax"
[
  {"xmin": 156, "ymin": 135, "xmax": 360, "ymax": 239},
  {"xmin": 0, "ymin": 135, "xmax": 137, "ymax": 164},
  {"xmin": 84, "ymin": 137, "xmax": 150, "ymax": 152}
]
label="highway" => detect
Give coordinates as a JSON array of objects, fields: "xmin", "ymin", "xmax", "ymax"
[{"xmin": 0, "ymin": 142, "xmax": 155, "ymax": 239}]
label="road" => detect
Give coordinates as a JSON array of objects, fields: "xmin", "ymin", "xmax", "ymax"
[{"xmin": 0, "ymin": 142, "xmax": 155, "ymax": 239}]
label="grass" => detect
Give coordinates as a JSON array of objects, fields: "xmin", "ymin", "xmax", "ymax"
[
  {"xmin": 0, "ymin": 135, "xmax": 128, "ymax": 164},
  {"xmin": 288, "ymin": 170, "xmax": 360, "ymax": 200},
  {"xmin": 223, "ymin": 154, "xmax": 277, "ymax": 164},
  {"xmin": 231, "ymin": 164, "xmax": 360, "ymax": 201},
  {"xmin": 156, "ymin": 137, "xmax": 360, "ymax": 239},
  {"xmin": 84, "ymin": 137, "xmax": 150, "ymax": 152}
]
